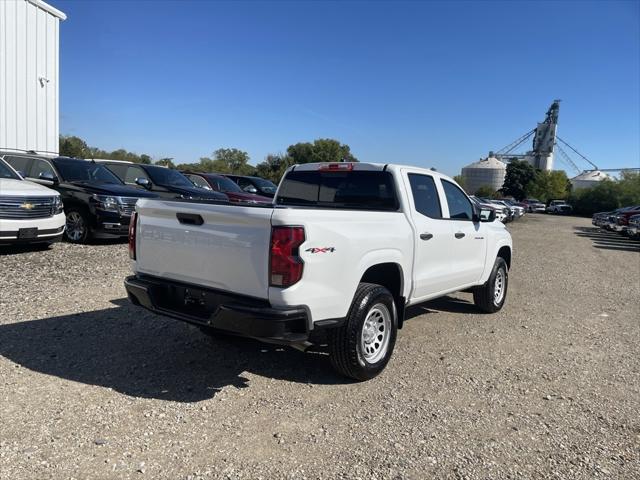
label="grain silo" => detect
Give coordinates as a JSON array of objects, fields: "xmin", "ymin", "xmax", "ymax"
[
  {"xmin": 461, "ymin": 156, "xmax": 507, "ymax": 194},
  {"xmin": 570, "ymin": 170, "xmax": 611, "ymax": 190}
]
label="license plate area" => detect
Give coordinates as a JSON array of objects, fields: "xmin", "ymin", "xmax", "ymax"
[
  {"xmin": 18, "ymin": 228, "xmax": 38, "ymax": 239},
  {"xmin": 152, "ymin": 284, "xmax": 220, "ymax": 321}
]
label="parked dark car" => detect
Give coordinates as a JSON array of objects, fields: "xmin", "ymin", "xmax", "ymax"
[
  {"xmin": 3, "ymin": 153, "xmax": 157, "ymax": 243},
  {"xmin": 223, "ymin": 174, "xmax": 278, "ymax": 198},
  {"xmin": 627, "ymin": 214, "xmax": 640, "ymax": 239},
  {"xmin": 181, "ymin": 171, "xmax": 272, "ymax": 204},
  {"xmin": 611, "ymin": 206, "xmax": 640, "ymax": 234},
  {"xmin": 98, "ymin": 161, "xmax": 228, "ymax": 202}
]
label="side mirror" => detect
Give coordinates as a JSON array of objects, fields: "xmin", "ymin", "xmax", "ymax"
[
  {"xmin": 135, "ymin": 177, "xmax": 151, "ymax": 189},
  {"xmin": 39, "ymin": 171, "xmax": 59, "ymax": 185},
  {"xmin": 243, "ymin": 185, "xmax": 258, "ymax": 194},
  {"xmin": 473, "ymin": 205, "xmax": 495, "ymax": 222},
  {"xmin": 17, "ymin": 170, "xmax": 26, "ymax": 178},
  {"xmin": 480, "ymin": 208, "xmax": 496, "ymax": 222}
]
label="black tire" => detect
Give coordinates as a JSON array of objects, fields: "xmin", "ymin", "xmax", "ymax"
[
  {"xmin": 64, "ymin": 208, "xmax": 91, "ymax": 244},
  {"xmin": 473, "ymin": 257, "xmax": 508, "ymax": 313},
  {"xmin": 328, "ymin": 283, "xmax": 397, "ymax": 381}
]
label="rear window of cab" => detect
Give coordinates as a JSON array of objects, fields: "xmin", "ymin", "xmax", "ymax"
[{"xmin": 276, "ymin": 170, "xmax": 399, "ymax": 211}]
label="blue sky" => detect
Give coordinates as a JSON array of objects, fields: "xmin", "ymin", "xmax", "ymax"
[{"xmin": 55, "ymin": 0, "xmax": 639, "ymax": 176}]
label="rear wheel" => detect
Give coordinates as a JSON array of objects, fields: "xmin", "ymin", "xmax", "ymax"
[
  {"xmin": 328, "ymin": 283, "xmax": 397, "ymax": 381},
  {"xmin": 473, "ymin": 257, "xmax": 508, "ymax": 313},
  {"xmin": 65, "ymin": 208, "xmax": 90, "ymax": 244}
]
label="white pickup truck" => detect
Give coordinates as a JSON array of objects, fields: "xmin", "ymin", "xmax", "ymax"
[{"xmin": 125, "ymin": 163, "xmax": 512, "ymax": 380}]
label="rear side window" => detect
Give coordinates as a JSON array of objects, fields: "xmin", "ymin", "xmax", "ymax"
[
  {"xmin": 4, "ymin": 155, "xmax": 32, "ymax": 174},
  {"xmin": 29, "ymin": 159, "xmax": 56, "ymax": 179},
  {"xmin": 106, "ymin": 164, "xmax": 129, "ymax": 181},
  {"xmin": 277, "ymin": 170, "xmax": 398, "ymax": 211},
  {"xmin": 187, "ymin": 174, "xmax": 211, "ymax": 189},
  {"xmin": 124, "ymin": 166, "xmax": 149, "ymax": 184},
  {"xmin": 442, "ymin": 180, "xmax": 473, "ymax": 220},
  {"xmin": 0, "ymin": 159, "xmax": 20, "ymax": 179},
  {"xmin": 408, "ymin": 173, "xmax": 442, "ymax": 219}
]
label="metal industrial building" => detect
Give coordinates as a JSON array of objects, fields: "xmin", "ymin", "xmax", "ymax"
[{"xmin": 0, "ymin": 0, "xmax": 66, "ymax": 154}]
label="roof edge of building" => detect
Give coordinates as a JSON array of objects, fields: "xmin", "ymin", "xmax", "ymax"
[{"xmin": 26, "ymin": 0, "xmax": 66, "ymax": 21}]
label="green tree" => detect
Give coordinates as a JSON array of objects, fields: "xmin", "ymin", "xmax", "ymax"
[
  {"xmin": 618, "ymin": 170, "xmax": 640, "ymax": 206},
  {"xmin": 475, "ymin": 185, "xmax": 497, "ymax": 198},
  {"xmin": 568, "ymin": 171, "xmax": 640, "ymax": 216},
  {"xmin": 59, "ymin": 135, "xmax": 155, "ymax": 164},
  {"xmin": 211, "ymin": 148, "xmax": 255, "ymax": 174},
  {"xmin": 527, "ymin": 170, "xmax": 569, "ymax": 203},
  {"xmin": 176, "ymin": 149, "xmax": 255, "ymax": 175},
  {"xmin": 59, "ymin": 135, "xmax": 90, "ymax": 158},
  {"xmin": 255, "ymin": 153, "xmax": 294, "ymax": 183},
  {"xmin": 502, "ymin": 160, "xmax": 537, "ymax": 200},
  {"xmin": 453, "ymin": 175, "xmax": 466, "ymax": 190},
  {"xmin": 287, "ymin": 138, "xmax": 358, "ymax": 164},
  {"xmin": 139, "ymin": 154, "xmax": 152, "ymax": 165},
  {"xmin": 156, "ymin": 158, "xmax": 175, "ymax": 169}
]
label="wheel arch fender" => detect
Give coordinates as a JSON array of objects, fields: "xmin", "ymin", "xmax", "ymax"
[
  {"xmin": 481, "ymin": 238, "xmax": 512, "ymax": 284},
  {"xmin": 355, "ymin": 249, "xmax": 410, "ymax": 328}
]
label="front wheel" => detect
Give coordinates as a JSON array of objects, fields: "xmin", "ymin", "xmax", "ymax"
[
  {"xmin": 473, "ymin": 257, "xmax": 508, "ymax": 313},
  {"xmin": 64, "ymin": 208, "xmax": 90, "ymax": 244},
  {"xmin": 328, "ymin": 283, "xmax": 397, "ymax": 381}
]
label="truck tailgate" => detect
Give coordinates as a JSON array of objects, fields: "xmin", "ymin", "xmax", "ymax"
[{"xmin": 135, "ymin": 199, "xmax": 273, "ymax": 299}]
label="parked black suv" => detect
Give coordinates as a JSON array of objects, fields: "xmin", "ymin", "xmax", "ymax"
[
  {"xmin": 223, "ymin": 174, "xmax": 278, "ymax": 198},
  {"xmin": 2, "ymin": 153, "xmax": 157, "ymax": 244},
  {"xmin": 98, "ymin": 161, "xmax": 228, "ymax": 201}
]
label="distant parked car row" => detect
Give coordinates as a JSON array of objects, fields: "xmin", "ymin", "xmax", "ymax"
[
  {"xmin": 0, "ymin": 150, "xmax": 277, "ymax": 246},
  {"xmin": 469, "ymin": 196, "xmax": 525, "ymax": 223},
  {"xmin": 592, "ymin": 205, "xmax": 640, "ymax": 239}
]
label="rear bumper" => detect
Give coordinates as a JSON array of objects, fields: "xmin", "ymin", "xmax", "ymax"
[{"xmin": 124, "ymin": 275, "xmax": 310, "ymax": 344}]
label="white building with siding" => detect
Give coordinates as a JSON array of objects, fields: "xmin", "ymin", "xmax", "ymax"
[{"xmin": 0, "ymin": 0, "xmax": 65, "ymax": 154}]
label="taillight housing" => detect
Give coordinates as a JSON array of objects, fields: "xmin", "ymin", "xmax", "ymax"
[
  {"xmin": 270, "ymin": 226, "xmax": 305, "ymax": 287},
  {"xmin": 128, "ymin": 211, "xmax": 138, "ymax": 260}
]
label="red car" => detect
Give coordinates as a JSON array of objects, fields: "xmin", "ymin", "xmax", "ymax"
[{"xmin": 182, "ymin": 171, "xmax": 272, "ymax": 204}]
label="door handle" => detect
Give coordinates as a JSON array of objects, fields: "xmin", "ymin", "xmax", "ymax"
[
  {"xmin": 420, "ymin": 233, "xmax": 433, "ymax": 241},
  {"xmin": 455, "ymin": 232, "xmax": 465, "ymax": 239},
  {"xmin": 176, "ymin": 212, "xmax": 204, "ymax": 226}
]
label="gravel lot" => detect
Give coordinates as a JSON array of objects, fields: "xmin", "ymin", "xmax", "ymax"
[{"xmin": 1, "ymin": 214, "xmax": 639, "ymax": 479}]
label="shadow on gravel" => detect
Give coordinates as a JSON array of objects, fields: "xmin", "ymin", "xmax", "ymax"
[
  {"xmin": 0, "ymin": 298, "xmax": 349, "ymax": 402},
  {"xmin": 405, "ymin": 295, "xmax": 478, "ymax": 320},
  {"xmin": 0, "ymin": 295, "xmax": 478, "ymax": 401},
  {"xmin": 0, "ymin": 243, "xmax": 56, "ymax": 256},
  {"xmin": 573, "ymin": 226, "xmax": 640, "ymax": 253}
]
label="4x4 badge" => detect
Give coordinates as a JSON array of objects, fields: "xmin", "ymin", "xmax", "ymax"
[{"xmin": 306, "ymin": 247, "xmax": 335, "ymax": 254}]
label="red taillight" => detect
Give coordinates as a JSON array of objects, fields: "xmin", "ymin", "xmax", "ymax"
[
  {"xmin": 128, "ymin": 212, "xmax": 138, "ymax": 260},
  {"xmin": 318, "ymin": 162, "xmax": 354, "ymax": 172},
  {"xmin": 270, "ymin": 226, "xmax": 305, "ymax": 287}
]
